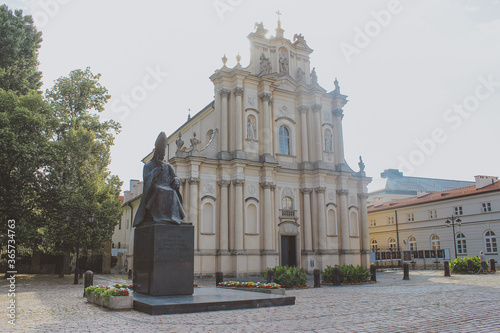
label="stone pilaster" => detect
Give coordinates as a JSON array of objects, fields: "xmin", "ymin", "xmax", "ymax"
[
  {"xmin": 358, "ymin": 193, "xmax": 370, "ymax": 267},
  {"xmin": 333, "ymin": 108, "xmax": 345, "ymax": 166},
  {"xmin": 298, "ymin": 106, "xmax": 309, "ymax": 163},
  {"xmin": 219, "ymin": 88, "xmax": 231, "ymax": 155},
  {"xmin": 337, "ymin": 188, "xmax": 349, "ymax": 264},
  {"xmin": 189, "ymin": 178, "xmax": 200, "ymax": 250},
  {"xmin": 259, "ymin": 92, "xmax": 272, "ymax": 160},
  {"xmin": 315, "ymin": 187, "xmax": 326, "ymax": 251},
  {"xmin": 301, "ymin": 188, "xmax": 313, "ymax": 251},
  {"xmin": 261, "ymin": 182, "xmax": 275, "ymax": 250},
  {"xmin": 218, "ymin": 180, "xmax": 230, "ymax": 252},
  {"xmin": 233, "ymin": 179, "xmax": 245, "ymax": 251},
  {"xmin": 233, "ymin": 87, "xmax": 244, "ymax": 154},
  {"xmin": 312, "ymin": 104, "xmax": 323, "ymax": 162}
]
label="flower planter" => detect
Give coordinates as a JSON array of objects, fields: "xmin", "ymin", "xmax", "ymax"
[
  {"xmin": 103, "ymin": 295, "xmax": 134, "ymax": 310},
  {"xmin": 86, "ymin": 292, "xmax": 95, "ymax": 303},
  {"xmin": 217, "ymin": 286, "xmax": 285, "ymax": 295},
  {"xmin": 94, "ymin": 294, "xmax": 104, "ymax": 307}
]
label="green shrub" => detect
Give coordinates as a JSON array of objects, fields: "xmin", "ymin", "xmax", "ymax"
[
  {"xmin": 449, "ymin": 256, "xmax": 483, "ymax": 273},
  {"xmin": 322, "ymin": 264, "xmax": 371, "ymax": 283},
  {"xmin": 263, "ymin": 265, "xmax": 307, "ymax": 288}
]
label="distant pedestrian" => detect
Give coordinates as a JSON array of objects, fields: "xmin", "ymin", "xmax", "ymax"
[{"xmin": 479, "ymin": 251, "xmax": 487, "ymax": 273}]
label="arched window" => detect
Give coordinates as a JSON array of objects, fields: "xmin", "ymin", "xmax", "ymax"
[
  {"xmin": 201, "ymin": 201, "xmax": 215, "ymax": 234},
  {"xmin": 430, "ymin": 235, "xmax": 440, "ymax": 250},
  {"xmin": 324, "ymin": 129, "xmax": 333, "ymax": 152},
  {"xmin": 279, "ymin": 126, "xmax": 290, "ymax": 155},
  {"xmin": 371, "ymin": 239, "xmax": 378, "ymax": 252},
  {"xmin": 327, "ymin": 206, "xmax": 337, "ymax": 236},
  {"xmin": 388, "ymin": 238, "xmax": 396, "ymax": 250},
  {"xmin": 282, "ymin": 196, "xmax": 293, "ymax": 209},
  {"xmin": 456, "ymin": 233, "xmax": 467, "ymax": 255},
  {"xmin": 349, "ymin": 211, "xmax": 359, "ymax": 237},
  {"xmin": 245, "ymin": 202, "xmax": 259, "ymax": 234},
  {"xmin": 408, "ymin": 236, "xmax": 417, "ymax": 251},
  {"xmin": 485, "ymin": 230, "xmax": 498, "ymax": 254}
]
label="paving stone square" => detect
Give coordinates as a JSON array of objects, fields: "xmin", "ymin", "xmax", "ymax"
[{"xmin": 1, "ymin": 270, "xmax": 500, "ymax": 332}]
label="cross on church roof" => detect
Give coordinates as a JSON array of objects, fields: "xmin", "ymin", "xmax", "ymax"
[{"xmin": 276, "ymin": 10, "xmax": 282, "ymax": 28}]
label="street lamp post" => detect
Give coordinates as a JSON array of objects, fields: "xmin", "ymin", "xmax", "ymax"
[{"xmin": 445, "ymin": 215, "xmax": 462, "ymax": 259}]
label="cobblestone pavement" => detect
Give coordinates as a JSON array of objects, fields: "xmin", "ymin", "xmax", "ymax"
[{"xmin": 1, "ymin": 270, "xmax": 500, "ymax": 332}]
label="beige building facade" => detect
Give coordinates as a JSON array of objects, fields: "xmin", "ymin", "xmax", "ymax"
[
  {"xmin": 368, "ymin": 176, "xmax": 500, "ymax": 268},
  {"xmin": 113, "ymin": 21, "xmax": 371, "ymax": 276}
]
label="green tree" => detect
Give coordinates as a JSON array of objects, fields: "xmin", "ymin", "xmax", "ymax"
[
  {"xmin": 0, "ymin": 89, "xmax": 56, "ymax": 249},
  {"xmin": 42, "ymin": 68, "xmax": 122, "ymax": 259},
  {"xmin": 0, "ymin": 5, "xmax": 43, "ymax": 94}
]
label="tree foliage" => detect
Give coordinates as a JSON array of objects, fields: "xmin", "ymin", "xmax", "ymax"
[{"xmin": 0, "ymin": 5, "xmax": 42, "ymax": 94}]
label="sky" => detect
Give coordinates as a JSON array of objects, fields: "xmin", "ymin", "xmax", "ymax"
[{"xmin": 7, "ymin": 0, "xmax": 500, "ymax": 193}]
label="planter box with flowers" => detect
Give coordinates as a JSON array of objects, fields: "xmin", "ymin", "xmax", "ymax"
[
  {"xmin": 218, "ymin": 281, "xmax": 285, "ymax": 295},
  {"xmin": 85, "ymin": 284, "xmax": 133, "ymax": 310}
]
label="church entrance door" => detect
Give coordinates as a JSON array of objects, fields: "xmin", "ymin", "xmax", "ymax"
[{"xmin": 281, "ymin": 235, "xmax": 297, "ymax": 267}]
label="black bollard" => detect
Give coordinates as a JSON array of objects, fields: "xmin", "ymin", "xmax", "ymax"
[
  {"xmin": 266, "ymin": 269, "xmax": 274, "ymax": 284},
  {"xmin": 83, "ymin": 270, "xmax": 94, "ymax": 296},
  {"xmin": 313, "ymin": 268, "xmax": 321, "ymax": 288},
  {"xmin": 403, "ymin": 263, "xmax": 409, "ymax": 280},
  {"xmin": 370, "ymin": 264, "xmax": 377, "ymax": 282},
  {"xmin": 444, "ymin": 261, "xmax": 450, "ymax": 277},
  {"xmin": 215, "ymin": 271, "xmax": 224, "ymax": 286},
  {"xmin": 490, "ymin": 259, "xmax": 496, "ymax": 272},
  {"xmin": 332, "ymin": 267, "xmax": 341, "ymax": 285}
]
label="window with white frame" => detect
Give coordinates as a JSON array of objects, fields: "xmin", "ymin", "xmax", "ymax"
[
  {"xmin": 482, "ymin": 202, "xmax": 492, "ymax": 213},
  {"xmin": 454, "ymin": 206, "xmax": 463, "ymax": 215},
  {"xmin": 485, "ymin": 230, "xmax": 498, "ymax": 253},
  {"xmin": 370, "ymin": 219, "xmax": 376, "ymax": 227},
  {"xmin": 279, "ymin": 125, "xmax": 291, "ymax": 155},
  {"xmin": 429, "ymin": 210, "xmax": 437, "ymax": 219},
  {"xmin": 456, "ymin": 233, "xmax": 467, "ymax": 255},
  {"xmin": 430, "ymin": 234, "xmax": 440, "ymax": 250},
  {"xmin": 408, "ymin": 236, "xmax": 417, "ymax": 251},
  {"xmin": 407, "ymin": 213, "xmax": 415, "ymax": 222},
  {"xmin": 371, "ymin": 239, "xmax": 378, "ymax": 252},
  {"xmin": 388, "ymin": 238, "xmax": 396, "ymax": 250},
  {"xmin": 387, "ymin": 216, "xmax": 395, "ymax": 225},
  {"xmin": 282, "ymin": 196, "xmax": 293, "ymax": 209}
]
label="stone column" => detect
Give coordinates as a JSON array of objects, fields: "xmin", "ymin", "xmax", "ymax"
[
  {"xmin": 219, "ymin": 88, "xmax": 231, "ymax": 155},
  {"xmin": 218, "ymin": 180, "xmax": 230, "ymax": 252},
  {"xmin": 262, "ymin": 182, "xmax": 274, "ymax": 250},
  {"xmin": 358, "ymin": 193, "xmax": 370, "ymax": 267},
  {"xmin": 333, "ymin": 108, "xmax": 345, "ymax": 165},
  {"xmin": 298, "ymin": 106, "xmax": 309, "ymax": 163},
  {"xmin": 311, "ymin": 189, "xmax": 318, "ymax": 250},
  {"xmin": 233, "ymin": 87, "xmax": 244, "ymax": 154},
  {"xmin": 337, "ymin": 189, "xmax": 349, "ymax": 264},
  {"xmin": 259, "ymin": 92, "xmax": 272, "ymax": 159},
  {"xmin": 301, "ymin": 188, "xmax": 313, "ymax": 251},
  {"xmin": 233, "ymin": 179, "xmax": 245, "ymax": 251},
  {"xmin": 316, "ymin": 187, "xmax": 326, "ymax": 251},
  {"xmin": 189, "ymin": 178, "xmax": 200, "ymax": 250},
  {"xmin": 312, "ymin": 104, "xmax": 323, "ymax": 162}
]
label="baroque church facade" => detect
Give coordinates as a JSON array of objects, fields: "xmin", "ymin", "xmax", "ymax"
[{"xmin": 120, "ymin": 21, "xmax": 371, "ymax": 276}]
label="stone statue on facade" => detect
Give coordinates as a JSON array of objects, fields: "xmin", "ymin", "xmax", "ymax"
[
  {"xmin": 358, "ymin": 156, "xmax": 365, "ymax": 173},
  {"xmin": 259, "ymin": 53, "xmax": 272, "ymax": 76},
  {"xmin": 279, "ymin": 49, "xmax": 289, "ymax": 74},
  {"xmin": 311, "ymin": 67, "xmax": 318, "ymax": 85},
  {"xmin": 296, "ymin": 67, "xmax": 305, "ymax": 82},
  {"xmin": 247, "ymin": 118, "xmax": 256, "ymax": 140},
  {"xmin": 334, "ymin": 77, "xmax": 340, "ymax": 93},
  {"xmin": 190, "ymin": 131, "xmax": 200, "ymax": 150},
  {"xmin": 134, "ymin": 132, "xmax": 185, "ymax": 226},
  {"xmin": 175, "ymin": 132, "xmax": 184, "ymax": 151}
]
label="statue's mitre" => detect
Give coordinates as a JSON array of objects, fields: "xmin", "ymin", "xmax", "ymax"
[{"xmin": 155, "ymin": 131, "xmax": 167, "ymax": 150}]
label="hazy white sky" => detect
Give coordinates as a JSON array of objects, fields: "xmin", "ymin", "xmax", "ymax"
[{"xmin": 8, "ymin": 0, "xmax": 500, "ymax": 191}]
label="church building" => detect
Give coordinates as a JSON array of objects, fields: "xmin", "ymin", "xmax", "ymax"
[{"xmin": 116, "ymin": 20, "xmax": 371, "ymax": 276}]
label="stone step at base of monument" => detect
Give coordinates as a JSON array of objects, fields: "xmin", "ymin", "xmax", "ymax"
[{"xmin": 132, "ymin": 288, "xmax": 295, "ymax": 315}]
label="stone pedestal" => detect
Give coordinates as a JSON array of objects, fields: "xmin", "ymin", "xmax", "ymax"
[{"xmin": 133, "ymin": 223, "xmax": 194, "ymax": 296}]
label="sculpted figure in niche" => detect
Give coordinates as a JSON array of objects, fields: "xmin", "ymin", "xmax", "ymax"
[
  {"xmin": 296, "ymin": 67, "xmax": 305, "ymax": 82},
  {"xmin": 259, "ymin": 53, "xmax": 272, "ymax": 75},
  {"xmin": 134, "ymin": 132, "xmax": 185, "ymax": 226},
  {"xmin": 279, "ymin": 49, "xmax": 289, "ymax": 74},
  {"xmin": 247, "ymin": 118, "xmax": 256, "ymax": 140},
  {"xmin": 324, "ymin": 131, "xmax": 333, "ymax": 152}
]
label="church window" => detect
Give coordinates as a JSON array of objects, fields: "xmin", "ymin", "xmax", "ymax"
[
  {"xmin": 282, "ymin": 196, "xmax": 293, "ymax": 209},
  {"xmin": 279, "ymin": 126, "xmax": 290, "ymax": 155}
]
